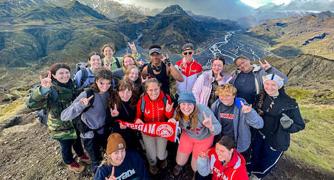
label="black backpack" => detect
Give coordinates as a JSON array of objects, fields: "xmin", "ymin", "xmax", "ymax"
[{"xmin": 74, "ymin": 62, "xmax": 89, "ymax": 88}]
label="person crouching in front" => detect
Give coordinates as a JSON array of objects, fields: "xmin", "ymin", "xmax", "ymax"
[{"xmin": 94, "ymin": 133, "xmax": 149, "ymax": 180}]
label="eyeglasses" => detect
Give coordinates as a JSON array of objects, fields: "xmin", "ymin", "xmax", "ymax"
[{"xmin": 183, "ymin": 51, "xmax": 193, "ymax": 56}]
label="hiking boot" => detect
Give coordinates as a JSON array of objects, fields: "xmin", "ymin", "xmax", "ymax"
[
  {"xmin": 68, "ymin": 162, "xmax": 85, "ymax": 173},
  {"xmin": 173, "ymin": 164, "xmax": 183, "ymax": 176},
  {"xmin": 149, "ymin": 165, "xmax": 159, "ymax": 175},
  {"xmin": 79, "ymin": 153, "xmax": 91, "ymax": 164},
  {"xmin": 158, "ymin": 159, "xmax": 168, "ymax": 169}
]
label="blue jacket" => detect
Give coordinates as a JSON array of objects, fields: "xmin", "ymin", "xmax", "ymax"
[{"xmin": 211, "ymin": 98, "xmax": 264, "ymax": 152}]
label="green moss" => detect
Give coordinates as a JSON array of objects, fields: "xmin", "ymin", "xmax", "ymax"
[
  {"xmin": 0, "ymin": 98, "xmax": 26, "ymax": 123},
  {"xmin": 286, "ymin": 87, "xmax": 315, "ymax": 103}
]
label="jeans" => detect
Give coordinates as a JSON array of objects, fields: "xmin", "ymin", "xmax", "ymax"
[
  {"xmin": 82, "ymin": 132, "xmax": 107, "ymax": 172},
  {"xmin": 58, "ymin": 136, "xmax": 84, "ymax": 164}
]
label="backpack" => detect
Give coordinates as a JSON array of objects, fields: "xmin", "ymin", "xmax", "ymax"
[
  {"xmin": 140, "ymin": 94, "xmax": 168, "ymax": 114},
  {"xmin": 75, "ymin": 62, "xmax": 89, "ymax": 88}
]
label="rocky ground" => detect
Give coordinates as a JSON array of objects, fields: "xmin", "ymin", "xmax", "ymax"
[{"xmin": 0, "ymin": 111, "xmax": 333, "ymax": 180}]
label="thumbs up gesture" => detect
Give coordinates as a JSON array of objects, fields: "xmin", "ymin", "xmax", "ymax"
[
  {"xmin": 110, "ymin": 104, "xmax": 119, "ymax": 117},
  {"xmin": 202, "ymin": 112, "xmax": 213, "ymax": 132},
  {"xmin": 241, "ymin": 101, "xmax": 252, "ymax": 113},
  {"xmin": 40, "ymin": 71, "xmax": 52, "ymax": 88},
  {"xmin": 80, "ymin": 95, "xmax": 94, "ymax": 106},
  {"xmin": 259, "ymin": 60, "xmax": 271, "ymax": 71},
  {"xmin": 165, "ymin": 101, "xmax": 174, "ymax": 113},
  {"xmin": 105, "ymin": 166, "xmax": 117, "ymax": 180}
]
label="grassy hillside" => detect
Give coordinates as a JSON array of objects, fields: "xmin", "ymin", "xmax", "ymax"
[
  {"xmin": 286, "ymin": 88, "xmax": 334, "ymax": 174},
  {"xmin": 250, "ymin": 11, "xmax": 334, "ymax": 60}
]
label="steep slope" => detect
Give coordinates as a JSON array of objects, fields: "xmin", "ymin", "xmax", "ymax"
[{"xmin": 250, "ymin": 11, "xmax": 334, "ymax": 59}]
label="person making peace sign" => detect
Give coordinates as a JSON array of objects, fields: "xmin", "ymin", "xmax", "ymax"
[{"xmin": 168, "ymin": 92, "xmax": 221, "ymax": 178}]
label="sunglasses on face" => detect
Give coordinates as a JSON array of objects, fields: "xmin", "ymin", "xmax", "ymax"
[{"xmin": 183, "ymin": 51, "xmax": 193, "ymax": 56}]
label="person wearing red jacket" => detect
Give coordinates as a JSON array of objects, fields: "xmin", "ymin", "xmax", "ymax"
[
  {"xmin": 197, "ymin": 136, "xmax": 249, "ymax": 180},
  {"xmin": 175, "ymin": 43, "xmax": 202, "ymax": 94},
  {"xmin": 135, "ymin": 78, "xmax": 174, "ymax": 175}
]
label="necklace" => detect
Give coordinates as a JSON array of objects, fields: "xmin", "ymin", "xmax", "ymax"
[{"xmin": 152, "ymin": 65, "xmax": 161, "ymax": 72}]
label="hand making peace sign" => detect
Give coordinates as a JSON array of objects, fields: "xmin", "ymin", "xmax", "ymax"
[
  {"xmin": 110, "ymin": 104, "xmax": 120, "ymax": 117},
  {"xmin": 79, "ymin": 95, "xmax": 94, "ymax": 106},
  {"xmin": 259, "ymin": 60, "xmax": 271, "ymax": 71},
  {"xmin": 202, "ymin": 112, "xmax": 214, "ymax": 132}
]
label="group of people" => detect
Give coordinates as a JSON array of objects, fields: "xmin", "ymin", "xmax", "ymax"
[{"xmin": 27, "ymin": 42, "xmax": 305, "ymax": 180}]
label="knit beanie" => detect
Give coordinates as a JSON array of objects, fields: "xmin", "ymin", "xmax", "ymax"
[
  {"xmin": 262, "ymin": 74, "xmax": 284, "ymax": 89},
  {"xmin": 106, "ymin": 133, "xmax": 126, "ymax": 155},
  {"xmin": 178, "ymin": 92, "xmax": 196, "ymax": 104}
]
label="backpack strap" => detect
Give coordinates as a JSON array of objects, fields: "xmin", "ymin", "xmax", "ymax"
[
  {"xmin": 115, "ymin": 57, "xmax": 121, "ymax": 68},
  {"xmin": 141, "ymin": 94, "xmax": 168, "ymax": 114},
  {"xmin": 80, "ymin": 68, "xmax": 88, "ymax": 87}
]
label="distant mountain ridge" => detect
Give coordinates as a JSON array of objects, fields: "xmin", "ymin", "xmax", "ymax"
[
  {"xmin": 0, "ymin": 1, "xmax": 242, "ymax": 67},
  {"xmin": 250, "ymin": 11, "xmax": 334, "ymax": 59}
]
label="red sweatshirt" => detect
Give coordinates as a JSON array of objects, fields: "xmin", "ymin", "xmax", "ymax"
[
  {"xmin": 176, "ymin": 58, "xmax": 202, "ymax": 77},
  {"xmin": 208, "ymin": 148, "xmax": 249, "ymax": 180},
  {"xmin": 136, "ymin": 92, "xmax": 174, "ymax": 123}
]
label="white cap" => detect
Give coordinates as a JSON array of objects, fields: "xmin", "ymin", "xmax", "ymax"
[{"xmin": 262, "ymin": 74, "xmax": 284, "ymax": 89}]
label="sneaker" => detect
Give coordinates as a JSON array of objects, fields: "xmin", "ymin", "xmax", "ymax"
[
  {"xmin": 158, "ymin": 159, "xmax": 168, "ymax": 169},
  {"xmin": 79, "ymin": 153, "xmax": 91, "ymax": 164},
  {"xmin": 68, "ymin": 162, "xmax": 85, "ymax": 173},
  {"xmin": 173, "ymin": 164, "xmax": 183, "ymax": 176},
  {"xmin": 149, "ymin": 165, "xmax": 159, "ymax": 175}
]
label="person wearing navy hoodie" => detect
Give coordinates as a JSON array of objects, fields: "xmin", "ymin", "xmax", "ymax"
[
  {"xmin": 249, "ymin": 74, "xmax": 305, "ymax": 180},
  {"xmin": 94, "ymin": 133, "xmax": 149, "ymax": 180}
]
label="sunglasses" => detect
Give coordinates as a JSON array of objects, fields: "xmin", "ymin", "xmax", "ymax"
[{"xmin": 183, "ymin": 51, "xmax": 193, "ymax": 56}]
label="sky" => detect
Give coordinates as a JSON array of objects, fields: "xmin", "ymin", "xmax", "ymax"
[
  {"xmin": 240, "ymin": 0, "xmax": 292, "ymax": 8},
  {"xmin": 114, "ymin": 0, "xmax": 293, "ymax": 9},
  {"xmin": 112, "ymin": 0, "xmax": 334, "ymax": 20}
]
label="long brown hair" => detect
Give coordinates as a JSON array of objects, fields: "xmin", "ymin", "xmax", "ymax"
[
  {"xmin": 110, "ymin": 80, "xmax": 137, "ymax": 110},
  {"xmin": 174, "ymin": 104, "xmax": 199, "ymax": 129}
]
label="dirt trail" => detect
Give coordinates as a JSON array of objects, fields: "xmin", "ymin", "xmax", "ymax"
[{"xmin": 0, "ymin": 113, "xmax": 333, "ymax": 180}]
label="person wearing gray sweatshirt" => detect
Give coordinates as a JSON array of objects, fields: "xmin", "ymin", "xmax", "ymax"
[
  {"xmin": 168, "ymin": 92, "xmax": 221, "ymax": 178},
  {"xmin": 61, "ymin": 69, "xmax": 113, "ymax": 173}
]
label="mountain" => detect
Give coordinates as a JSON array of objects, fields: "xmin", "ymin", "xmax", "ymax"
[
  {"xmin": 117, "ymin": 5, "xmax": 242, "ymax": 52},
  {"xmin": 249, "ymin": 11, "xmax": 334, "ymax": 59},
  {"xmin": 0, "ymin": 0, "xmax": 125, "ymax": 67},
  {"xmin": 238, "ymin": 0, "xmax": 334, "ymax": 27}
]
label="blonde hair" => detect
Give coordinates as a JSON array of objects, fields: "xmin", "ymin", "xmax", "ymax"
[
  {"xmin": 144, "ymin": 78, "xmax": 161, "ymax": 91},
  {"xmin": 124, "ymin": 65, "xmax": 139, "ymax": 78},
  {"xmin": 215, "ymin": 84, "xmax": 237, "ymax": 97},
  {"xmin": 122, "ymin": 54, "xmax": 138, "ymax": 70}
]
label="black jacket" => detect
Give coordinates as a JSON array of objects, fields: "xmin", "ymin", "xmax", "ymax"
[{"xmin": 256, "ymin": 89, "xmax": 305, "ymax": 151}]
